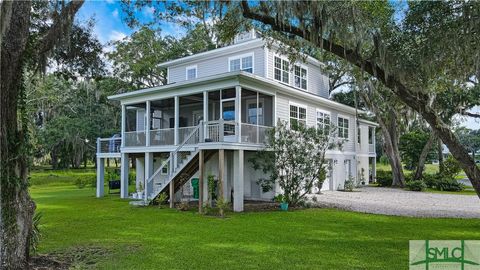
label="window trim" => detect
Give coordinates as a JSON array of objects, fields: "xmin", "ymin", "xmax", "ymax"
[
  {"xmin": 337, "ymin": 115, "xmax": 350, "ymax": 139},
  {"xmin": 228, "ymin": 52, "xmax": 254, "ymax": 73},
  {"xmin": 293, "ymin": 64, "xmax": 308, "ymax": 91},
  {"xmin": 289, "ymin": 101, "xmax": 307, "ymax": 129},
  {"xmin": 185, "ymin": 65, "xmax": 197, "ymax": 80},
  {"xmin": 316, "ymin": 109, "xmax": 331, "ymax": 135},
  {"xmin": 274, "ymin": 55, "xmax": 290, "ymax": 84}
]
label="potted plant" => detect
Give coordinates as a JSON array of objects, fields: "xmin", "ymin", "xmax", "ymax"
[{"xmin": 274, "ymin": 194, "xmax": 288, "ymax": 211}]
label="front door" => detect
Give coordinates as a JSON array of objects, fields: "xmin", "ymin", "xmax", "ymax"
[{"xmin": 221, "ymin": 99, "xmax": 236, "ymax": 141}]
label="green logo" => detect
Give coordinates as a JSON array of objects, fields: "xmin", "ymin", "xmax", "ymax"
[{"xmin": 410, "ymin": 240, "xmax": 480, "ymax": 270}]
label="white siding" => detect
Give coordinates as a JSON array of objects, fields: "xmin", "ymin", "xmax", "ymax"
[
  {"xmin": 265, "ymin": 48, "xmax": 330, "ymax": 99},
  {"xmin": 168, "ymin": 46, "xmax": 265, "ymax": 83},
  {"xmin": 275, "ymin": 93, "xmax": 355, "ymax": 152}
]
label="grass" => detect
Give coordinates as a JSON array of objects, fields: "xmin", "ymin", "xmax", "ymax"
[
  {"xmin": 376, "ymin": 163, "xmax": 440, "ymax": 175},
  {"xmin": 424, "ymin": 188, "xmax": 477, "ymax": 196},
  {"xmin": 29, "ymin": 169, "xmax": 480, "ymax": 269}
]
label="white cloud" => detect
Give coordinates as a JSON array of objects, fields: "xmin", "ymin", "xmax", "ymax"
[
  {"xmin": 112, "ymin": 9, "xmax": 119, "ymax": 18},
  {"xmin": 142, "ymin": 6, "xmax": 155, "ymax": 18},
  {"xmin": 108, "ymin": 30, "xmax": 127, "ymax": 42},
  {"xmin": 105, "ymin": 0, "xmax": 115, "ymax": 4}
]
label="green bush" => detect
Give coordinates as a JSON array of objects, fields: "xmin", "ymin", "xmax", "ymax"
[
  {"xmin": 74, "ymin": 175, "xmax": 95, "ymax": 189},
  {"xmin": 343, "ymin": 177, "xmax": 355, "ymax": 192},
  {"xmin": 422, "ymin": 173, "xmax": 437, "ymax": 188},
  {"xmin": 273, "ymin": 194, "xmax": 285, "ymax": 203},
  {"xmin": 376, "ymin": 170, "xmax": 393, "ymax": 187},
  {"xmin": 379, "ymin": 155, "xmax": 389, "ymax": 165},
  {"xmin": 405, "ymin": 180, "xmax": 426, "ymax": 191},
  {"xmin": 435, "ymin": 178, "xmax": 464, "ymax": 191},
  {"xmin": 442, "ymin": 156, "xmax": 462, "ymax": 179}
]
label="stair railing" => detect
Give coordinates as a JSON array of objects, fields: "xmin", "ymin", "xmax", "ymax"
[{"xmin": 143, "ymin": 121, "xmax": 204, "ymax": 202}]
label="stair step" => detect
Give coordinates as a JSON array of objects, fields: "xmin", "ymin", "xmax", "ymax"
[{"xmin": 129, "ymin": 200, "xmax": 149, "ymax": 206}]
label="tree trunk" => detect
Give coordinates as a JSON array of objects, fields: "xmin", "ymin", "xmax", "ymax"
[
  {"xmin": 438, "ymin": 140, "xmax": 444, "ymax": 174},
  {"xmin": 50, "ymin": 149, "xmax": 58, "ymax": 170},
  {"xmin": 414, "ymin": 132, "xmax": 436, "ymax": 180},
  {"xmin": 380, "ymin": 114, "xmax": 405, "ymax": 187},
  {"xmin": 0, "ymin": 2, "xmax": 35, "ymax": 269},
  {"xmin": 359, "ymin": 91, "xmax": 405, "ymax": 187}
]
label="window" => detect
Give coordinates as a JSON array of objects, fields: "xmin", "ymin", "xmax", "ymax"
[
  {"xmin": 274, "ymin": 56, "xmax": 289, "ymax": 84},
  {"xmin": 186, "ymin": 65, "xmax": 197, "ymax": 80},
  {"xmin": 247, "ymin": 99, "xmax": 264, "ymax": 125},
  {"xmin": 290, "ymin": 104, "xmax": 306, "ymax": 129},
  {"xmin": 229, "ymin": 54, "xmax": 253, "ymax": 73},
  {"xmin": 357, "ymin": 128, "xmax": 361, "ymax": 143},
  {"xmin": 316, "ymin": 110, "xmax": 330, "ymax": 135},
  {"xmin": 294, "ymin": 65, "xmax": 307, "ymax": 90},
  {"xmin": 338, "ymin": 117, "xmax": 349, "ymax": 139}
]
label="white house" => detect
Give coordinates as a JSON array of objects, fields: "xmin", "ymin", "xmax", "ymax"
[{"xmin": 96, "ymin": 31, "xmax": 377, "ymax": 212}]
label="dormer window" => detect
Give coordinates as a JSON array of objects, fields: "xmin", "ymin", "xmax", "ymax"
[
  {"xmin": 186, "ymin": 65, "xmax": 197, "ymax": 80},
  {"xmin": 294, "ymin": 65, "xmax": 307, "ymax": 90},
  {"xmin": 229, "ymin": 53, "xmax": 253, "ymax": 73},
  {"xmin": 274, "ymin": 56, "xmax": 289, "ymax": 84}
]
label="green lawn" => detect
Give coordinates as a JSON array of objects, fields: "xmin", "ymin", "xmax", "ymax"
[
  {"xmin": 29, "ymin": 169, "xmax": 480, "ymax": 269},
  {"xmin": 376, "ymin": 163, "xmax": 440, "ymax": 175}
]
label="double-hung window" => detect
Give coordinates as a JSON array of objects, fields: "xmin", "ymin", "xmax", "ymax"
[
  {"xmin": 316, "ymin": 110, "xmax": 331, "ymax": 135},
  {"xmin": 186, "ymin": 65, "xmax": 197, "ymax": 80},
  {"xmin": 294, "ymin": 65, "xmax": 307, "ymax": 90},
  {"xmin": 290, "ymin": 104, "xmax": 306, "ymax": 130},
  {"xmin": 338, "ymin": 117, "xmax": 349, "ymax": 139},
  {"xmin": 229, "ymin": 54, "xmax": 253, "ymax": 73},
  {"xmin": 274, "ymin": 56, "xmax": 289, "ymax": 84}
]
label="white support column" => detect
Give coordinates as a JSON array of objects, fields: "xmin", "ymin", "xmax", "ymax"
[
  {"xmin": 174, "ymin": 96, "xmax": 179, "ymax": 145},
  {"xmin": 144, "ymin": 152, "xmax": 154, "ymax": 201},
  {"xmin": 96, "ymin": 157, "xmax": 105, "ymax": 197},
  {"xmin": 135, "ymin": 157, "xmax": 145, "ymax": 192},
  {"xmin": 235, "ymin": 86, "xmax": 242, "ymax": 143},
  {"xmin": 146, "ymin": 101, "xmax": 151, "ymax": 146},
  {"xmin": 233, "ymin": 150, "xmax": 244, "ymax": 212},
  {"xmin": 203, "ymin": 91, "xmax": 208, "ymax": 140},
  {"xmin": 120, "ymin": 153, "xmax": 129, "ymax": 198},
  {"xmin": 372, "ymin": 157, "xmax": 377, "ymax": 183},
  {"xmin": 333, "ymin": 156, "xmax": 345, "ymax": 190},
  {"xmin": 121, "ymin": 104, "xmax": 126, "ymax": 147}
]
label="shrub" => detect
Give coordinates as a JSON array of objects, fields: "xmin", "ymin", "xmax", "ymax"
[
  {"xmin": 74, "ymin": 176, "xmax": 93, "ymax": 189},
  {"xmin": 343, "ymin": 177, "xmax": 355, "ymax": 192},
  {"xmin": 273, "ymin": 194, "xmax": 285, "ymax": 203},
  {"xmin": 216, "ymin": 198, "xmax": 230, "ymax": 218},
  {"xmin": 177, "ymin": 201, "xmax": 189, "ymax": 211},
  {"xmin": 435, "ymin": 178, "xmax": 464, "ymax": 192},
  {"xmin": 153, "ymin": 192, "xmax": 168, "ymax": 207},
  {"xmin": 28, "ymin": 211, "xmax": 42, "ymax": 257},
  {"xmin": 405, "ymin": 180, "xmax": 426, "ymax": 191},
  {"xmin": 379, "ymin": 155, "xmax": 389, "ymax": 165},
  {"xmin": 376, "ymin": 170, "xmax": 393, "ymax": 187},
  {"xmin": 422, "ymin": 173, "xmax": 437, "ymax": 188},
  {"xmin": 442, "ymin": 156, "xmax": 462, "ymax": 179}
]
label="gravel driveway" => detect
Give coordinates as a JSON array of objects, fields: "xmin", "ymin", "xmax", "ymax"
[{"xmin": 310, "ymin": 187, "xmax": 480, "ymax": 218}]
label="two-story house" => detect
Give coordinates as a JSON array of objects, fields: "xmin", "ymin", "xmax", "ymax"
[{"xmin": 95, "ymin": 31, "xmax": 377, "ymax": 212}]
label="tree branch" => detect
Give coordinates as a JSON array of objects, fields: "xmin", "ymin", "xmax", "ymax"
[{"xmin": 37, "ymin": 0, "xmax": 85, "ymax": 57}]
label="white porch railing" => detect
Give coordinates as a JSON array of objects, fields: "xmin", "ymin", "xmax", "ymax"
[
  {"xmin": 102, "ymin": 120, "xmax": 273, "ymax": 152},
  {"xmin": 240, "ymin": 123, "xmax": 271, "ymax": 144},
  {"xmin": 369, "ymin": 144, "xmax": 375, "ymax": 153},
  {"xmin": 150, "ymin": 128, "xmax": 174, "ymax": 146},
  {"xmin": 124, "ymin": 131, "xmax": 146, "ymax": 147},
  {"xmin": 97, "ymin": 137, "xmax": 121, "ymax": 153}
]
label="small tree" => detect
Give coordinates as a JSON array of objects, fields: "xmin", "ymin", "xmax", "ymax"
[{"xmin": 250, "ymin": 121, "xmax": 340, "ymax": 206}]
